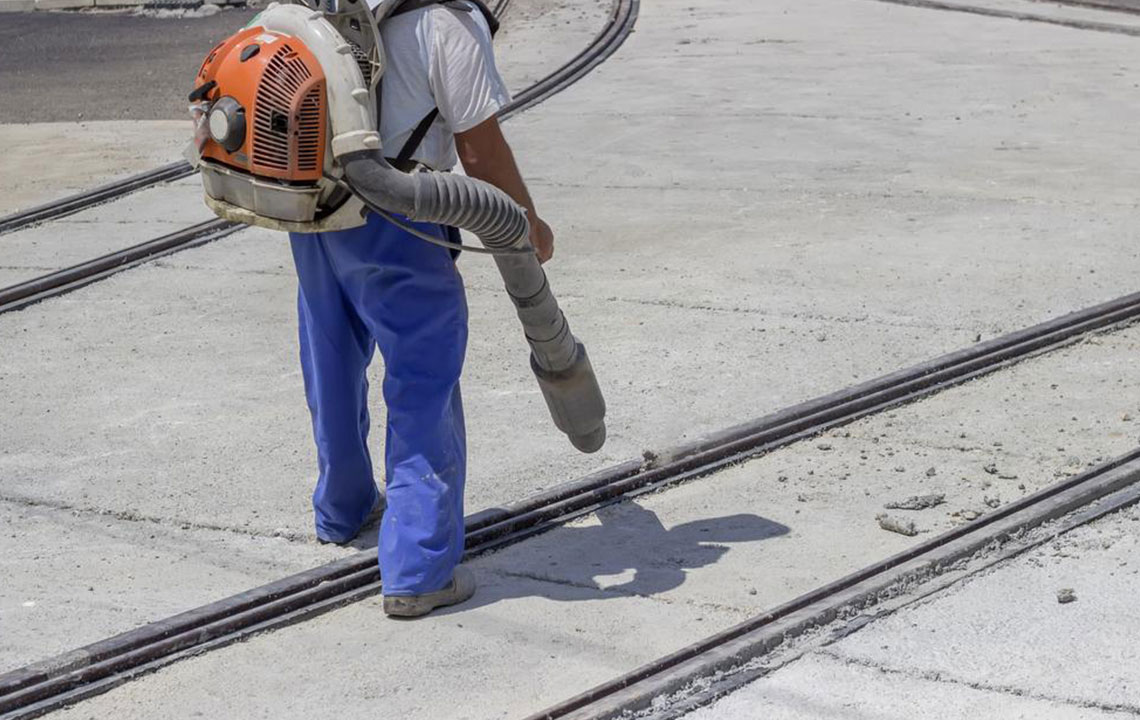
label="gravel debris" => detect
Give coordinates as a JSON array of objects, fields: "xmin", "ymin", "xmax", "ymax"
[
  {"xmin": 884, "ymin": 493, "xmax": 945, "ymax": 511},
  {"xmin": 876, "ymin": 513, "xmax": 919, "ymax": 536},
  {"xmin": 1057, "ymin": 588, "xmax": 1077, "ymax": 604}
]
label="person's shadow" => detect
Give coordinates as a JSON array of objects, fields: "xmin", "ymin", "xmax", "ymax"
[{"xmin": 452, "ymin": 501, "xmax": 790, "ymax": 611}]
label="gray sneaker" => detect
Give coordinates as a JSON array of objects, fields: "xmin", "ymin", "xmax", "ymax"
[{"xmin": 383, "ymin": 567, "xmax": 476, "ymax": 618}]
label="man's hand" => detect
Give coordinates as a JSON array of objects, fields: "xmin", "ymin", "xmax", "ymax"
[
  {"xmin": 530, "ymin": 216, "xmax": 554, "ymax": 264},
  {"xmin": 455, "ymin": 116, "xmax": 553, "ymax": 263}
]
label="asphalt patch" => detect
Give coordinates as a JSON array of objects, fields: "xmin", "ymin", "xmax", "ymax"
[{"xmin": 0, "ymin": 9, "xmax": 258, "ymax": 123}]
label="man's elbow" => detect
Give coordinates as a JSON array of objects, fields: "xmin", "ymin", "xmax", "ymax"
[
  {"xmin": 455, "ymin": 138, "xmax": 483, "ymax": 171},
  {"xmin": 455, "ymin": 116, "xmax": 507, "ymax": 171}
]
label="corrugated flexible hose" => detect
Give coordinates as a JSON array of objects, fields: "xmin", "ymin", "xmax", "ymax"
[{"xmin": 342, "ymin": 150, "xmax": 607, "ymax": 453}]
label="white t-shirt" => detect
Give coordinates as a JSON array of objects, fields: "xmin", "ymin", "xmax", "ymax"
[{"xmin": 371, "ymin": 1, "xmax": 511, "ymax": 171}]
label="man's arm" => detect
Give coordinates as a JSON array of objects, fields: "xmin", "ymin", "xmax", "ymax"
[{"xmin": 455, "ymin": 116, "xmax": 554, "ymax": 263}]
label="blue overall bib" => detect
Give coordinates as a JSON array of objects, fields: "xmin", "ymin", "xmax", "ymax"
[{"xmin": 289, "ymin": 211, "xmax": 467, "ymax": 596}]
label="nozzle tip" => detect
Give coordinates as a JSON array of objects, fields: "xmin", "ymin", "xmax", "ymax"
[{"xmin": 569, "ymin": 424, "xmax": 606, "ymax": 454}]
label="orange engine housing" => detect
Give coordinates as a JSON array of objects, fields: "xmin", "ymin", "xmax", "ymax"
[{"xmin": 194, "ymin": 27, "xmax": 328, "ymax": 183}]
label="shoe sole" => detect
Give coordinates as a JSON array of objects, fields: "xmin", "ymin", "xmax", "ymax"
[{"xmin": 384, "ymin": 569, "xmax": 476, "ymax": 618}]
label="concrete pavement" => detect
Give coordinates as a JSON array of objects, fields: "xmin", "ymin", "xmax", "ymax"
[
  {"xmin": 0, "ymin": 176, "xmax": 214, "ymax": 288},
  {"xmin": 687, "ymin": 502, "xmax": 1140, "ymax": 720},
  {"xmin": 0, "ymin": 122, "xmax": 189, "ymax": 217},
  {"xmin": 37, "ymin": 304, "xmax": 1140, "ymax": 719}
]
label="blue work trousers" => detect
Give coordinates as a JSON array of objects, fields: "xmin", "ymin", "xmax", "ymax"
[{"xmin": 289, "ymin": 212, "xmax": 468, "ymax": 596}]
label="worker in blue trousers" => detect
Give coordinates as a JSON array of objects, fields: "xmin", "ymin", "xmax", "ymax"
[{"xmin": 288, "ymin": 0, "xmax": 554, "ymax": 618}]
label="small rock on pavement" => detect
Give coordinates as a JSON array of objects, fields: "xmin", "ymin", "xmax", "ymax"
[
  {"xmin": 1057, "ymin": 588, "xmax": 1077, "ymax": 604},
  {"xmin": 876, "ymin": 513, "xmax": 919, "ymax": 537},
  {"xmin": 884, "ymin": 493, "xmax": 945, "ymax": 510}
]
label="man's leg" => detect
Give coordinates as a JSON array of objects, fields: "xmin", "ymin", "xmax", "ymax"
[
  {"xmin": 289, "ymin": 231, "xmax": 382, "ymax": 544},
  {"xmin": 321, "ymin": 213, "xmax": 469, "ymax": 596}
]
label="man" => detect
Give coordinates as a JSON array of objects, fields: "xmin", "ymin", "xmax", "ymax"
[{"xmin": 288, "ymin": 0, "xmax": 553, "ymax": 617}]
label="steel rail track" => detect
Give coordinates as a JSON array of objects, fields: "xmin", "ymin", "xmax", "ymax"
[
  {"xmin": 0, "ymin": 162, "xmax": 196, "ymax": 237},
  {"xmin": 0, "ymin": 219, "xmax": 241, "ymax": 315},
  {"xmin": 528, "ymin": 449, "xmax": 1140, "ymax": 720},
  {"xmin": 0, "ymin": 0, "xmax": 628, "ymax": 318},
  {"xmin": 1, "ymin": 283, "xmax": 1137, "ymax": 719}
]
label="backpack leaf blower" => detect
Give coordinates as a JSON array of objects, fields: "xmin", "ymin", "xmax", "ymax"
[{"xmin": 187, "ymin": 0, "xmax": 606, "ymax": 453}]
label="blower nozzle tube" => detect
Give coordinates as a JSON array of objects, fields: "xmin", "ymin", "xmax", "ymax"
[{"xmin": 342, "ymin": 151, "xmax": 606, "ymax": 453}]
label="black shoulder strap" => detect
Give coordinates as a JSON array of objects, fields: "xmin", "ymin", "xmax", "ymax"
[
  {"xmin": 389, "ymin": 0, "xmax": 499, "ymax": 166},
  {"xmin": 395, "ymin": 108, "xmax": 440, "ymax": 166}
]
